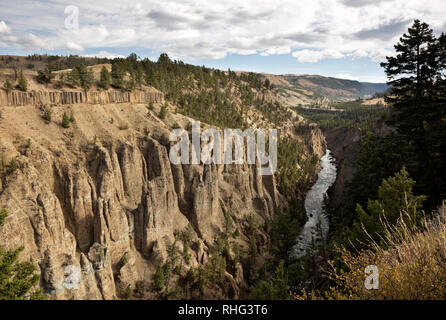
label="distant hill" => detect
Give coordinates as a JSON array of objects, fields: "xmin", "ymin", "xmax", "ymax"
[{"xmin": 262, "ymin": 73, "xmax": 388, "ymax": 107}]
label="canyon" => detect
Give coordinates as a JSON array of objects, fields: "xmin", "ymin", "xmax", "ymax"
[{"xmin": 0, "ymin": 83, "xmax": 325, "ymax": 299}]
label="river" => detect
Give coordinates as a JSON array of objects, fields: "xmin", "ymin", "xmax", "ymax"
[{"xmin": 291, "ymin": 148, "xmax": 337, "ymax": 258}]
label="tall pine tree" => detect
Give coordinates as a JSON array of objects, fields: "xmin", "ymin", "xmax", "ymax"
[{"xmin": 381, "ymin": 20, "xmax": 446, "ymax": 207}]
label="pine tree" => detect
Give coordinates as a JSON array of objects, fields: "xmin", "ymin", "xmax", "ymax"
[
  {"xmin": 159, "ymin": 105, "xmax": 167, "ymax": 119},
  {"xmin": 154, "ymin": 265, "xmax": 165, "ymax": 292},
  {"xmin": 61, "ymin": 112, "xmax": 70, "ymax": 128},
  {"xmin": 99, "ymin": 66, "xmax": 111, "ymax": 89},
  {"xmin": 70, "ymin": 64, "xmax": 94, "ymax": 90},
  {"xmin": 111, "ymin": 63, "xmax": 125, "ymax": 89},
  {"xmin": 36, "ymin": 67, "xmax": 54, "ymax": 84},
  {"xmin": 249, "ymin": 261, "xmax": 290, "ymax": 300},
  {"xmin": 271, "ymin": 261, "xmax": 290, "ymax": 300},
  {"xmin": 0, "ymin": 209, "xmax": 45, "ymax": 300},
  {"xmin": 353, "ymin": 168, "xmax": 426, "ymax": 248},
  {"xmin": 381, "ymin": 20, "xmax": 438, "ymax": 137},
  {"xmin": 17, "ymin": 71, "xmax": 27, "ymax": 91},
  {"xmin": 3, "ymin": 80, "xmax": 13, "ymax": 92},
  {"xmin": 82, "ymin": 67, "xmax": 95, "ymax": 90},
  {"xmin": 380, "ymin": 20, "xmax": 446, "ymax": 207}
]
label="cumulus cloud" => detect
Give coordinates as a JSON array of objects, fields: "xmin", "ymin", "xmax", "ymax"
[
  {"xmin": 292, "ymin": 49, "xmax": 344, "ymax": 63},
  {"xmin": 339, "ymin": 0, "xmax": 395, "ymax": 7},
  {"xmin": 82, "ymin": 51, "xmax": 125, "ymax": 59},
  {"xmin": 147, "ymin": 9, "xmax": 191, "ymax": 31},
  {"xmin": 0, "ymin": 21, "xmax": 11, "ymax": 34},
  {"xmin": 260, "ymin": 47, "xmax": 291, "ymax": 56},
  {"xmin": 369, "ymin": 48, "xmax": 395, "ymax": 62},
  {"xmin": 336, "ymin": 73, "xmax": 359, "ymax": 80},
  {"xmin": 0, "ymin": 0, "xmax": 444, "ymax": 65},
  {"xmin": 65, "ymin": 41, "xmax": 84, "ymax": 52},
  {"xmin": 349, "ymin": 49, "xmax": 369, "ymax": 59},
  {"xmin": 0, "ymin": 31, "xmax": 52, "ymax": 50},
  {"xmin": 353, "ymin": 19, "xmax": 412, "ymax": 40}
]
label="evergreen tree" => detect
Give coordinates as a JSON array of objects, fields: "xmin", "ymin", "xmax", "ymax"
[
  {"xmin": 111, "ymin": 63, "xmax": 125, "ymax": 89},
  {"xmin": 154, "ymin": 264, "xmax": 165, "ymax": 292},
  {"xmin": 380, "ymin": 20, "xmax": 446, "ymax": 207},
  {"xmin": 271, "ymin": 261, "xmax": 290, "ymax": 300},
  {"xmin": 70, "ymin": 64, "xmax": 94, "ymax": 90},
  {"xmin": 250, "ymin": 261, "xmax": 290, "ymax": 300},
  {"xmin": 61, "ymin": 112, "xmax": 70, "ymax": 128},
  {"xmin": 36, "ymin": 67, "xmax": 54, "ymax": 84},
  {"xmin": 0, "ymin": 209, "xmax": 45, "ymax": 300},
  {"xmin": 17, "ymin": 71, "xmax": 27, "ymax": 91},
  {"xmin": 352, "ymin": 168, "xmax": 426, "ymax": 248},
  {"xmin": 159, "ymin": 105, "xmax": 167, "ymax": 119},
  {"xmin": 381, "ymin": 20, "xmax": 439, "ymax": 136},
  {"xmin": 270, "ymin": 208, "xmax": 301, "ymax": 264},
  {"xmin": 3, "ymin": 80, "xmax": 13, "ymax": 92},
  {"xmin": 99, "ymin": 66, "xmax": 111, "ymax": 89},
  {"xmin": 82, "ymin": 67, "xmax": 95, "ymax": 90}
]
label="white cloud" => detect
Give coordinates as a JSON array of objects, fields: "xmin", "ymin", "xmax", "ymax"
[
  {"xmin": 336, "ymin": 73, "xmax": 359, "ymax": 80},
  {"xmin": 0, "ymin": 0, "xmax": 445, "ymax": 63},
  {"xmin": 369, "ymin": 48, "xmax": 395, "ymax": 62},
  {"xmin": 0, "ymin": 32, "xmax": 53, "ymax": 50},
  {"xmin": 65, "ymin": 41, "xmax": 84, "ymax": 52},
  {"xmin": 260, "ymin": 47, "xmax": 291, "ymax": 56},
  {"xmin": 82, "ymin": 51, "xmax": 125, "ymax": 59},
  {"xmin": 349, "ymin": 49, "xmax": 369, "ymax": 59},
  {"xmin": 292, "ymin": 49, "xmax": 344, "ymax": 63},
  {"xmin": 0, "ymin": 21, "xmax": 11, "ymax": 34}
]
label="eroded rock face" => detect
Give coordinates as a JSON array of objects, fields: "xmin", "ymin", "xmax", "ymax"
[
  {"xmin": 0, "ymin": 88, "xmax": 162, "ymax": 107},
  {"xmin": 0, "ymin": 102, "xmax": 325, "ymax": 299}
]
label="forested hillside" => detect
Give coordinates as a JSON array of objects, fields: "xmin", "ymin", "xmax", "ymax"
[{"xmin": 293, "ymin": 20, "xmax": 446, "ymax": 299}]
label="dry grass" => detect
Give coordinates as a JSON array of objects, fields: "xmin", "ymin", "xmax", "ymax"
[{"xmin": 296, "ymin": 201, "xmax": 446, "ymax": 300}]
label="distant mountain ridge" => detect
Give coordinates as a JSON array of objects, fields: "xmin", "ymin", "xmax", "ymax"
[
  {"xmin": 262, "ymin": 73, "xmax": 388, "ymax": 107},
  {"xmin": 283, "ymin": 74, "xmax": 388, "ymax": 100}
]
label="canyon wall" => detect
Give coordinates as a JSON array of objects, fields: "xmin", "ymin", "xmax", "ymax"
[
  {"xmin": 0, "ymin": 102, "xmax": 325, "ymax": 299},
  {"xmin": 324, "ymin": 127, "xmax": 362, "ymax": 209},
  {"xmin": 0, "ymin": 88, "xmax": 163, "ymax": 107}
]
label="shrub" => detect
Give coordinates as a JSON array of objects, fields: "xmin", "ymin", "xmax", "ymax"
[
  {"xmin": 62, "ymin": 112, "xmax": 70, "ymax": 128},
  {"xmin": 0, "ymin": 208, "xmax": 7, "ymax": 226},
  {"xmin": 119, "ymin": 255, "xmax": 128, "ymax": 269},
  {"xmin": 36, "ymin": 68, "xmax": 54, "ymax": 84},
  {"xmin": 159, "ymin": 105, "xmax": 167, "ymax": 119},
  {"xmin": 3, "ymin": 80, "xmax": 13, "ymax": 92},
  {"xmin": 154, "ymin": 264, "xmax": 165, "ymax": 292},
  {"xmin": 6, "ymin": 158, "xmax": 18, "ymax": 174},
  {"xmin": 43, "ymin": 109, "xmax": 52, "ymax": 123},
  {"xmin": 125, "ymin": 285, "xmax": 132, "ymax": 299}
]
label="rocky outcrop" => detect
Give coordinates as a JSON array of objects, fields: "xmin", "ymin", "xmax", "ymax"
[
  {"xmin": 0, "ymin": 102, "xmax": 324, "ymax": 299},
  {"xmin": 0, "ymin": 88, "xmax": 163, "ymax": 107}
]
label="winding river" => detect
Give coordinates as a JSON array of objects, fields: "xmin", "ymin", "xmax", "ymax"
[{"xmin": 291, "ymin": 148, "xmax": 337, "ymax": 258}]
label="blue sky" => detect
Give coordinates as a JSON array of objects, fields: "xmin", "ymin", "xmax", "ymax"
[{"xmin": 1, "ymin": 0, "xmax": 445, "ymax": 83}]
